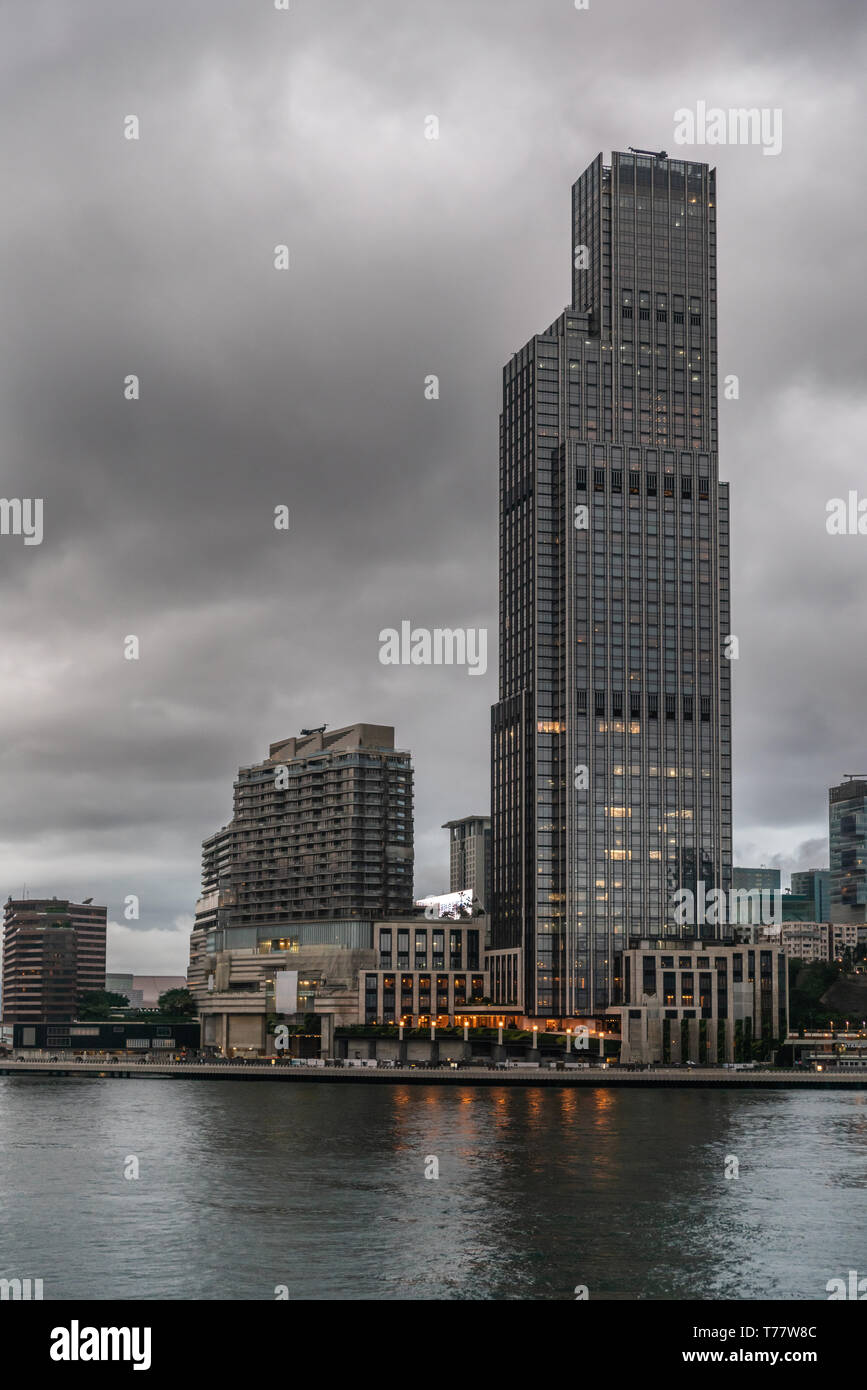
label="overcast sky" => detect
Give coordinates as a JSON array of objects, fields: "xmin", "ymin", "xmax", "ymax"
[{"xmin": 1, "ymin": 0, "xmax": 864, "ymax": 973}]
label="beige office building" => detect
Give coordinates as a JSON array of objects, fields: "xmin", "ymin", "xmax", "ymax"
[{"xmin": 608, "ymin": 939, "xmax": 787, "ymax": 1064}]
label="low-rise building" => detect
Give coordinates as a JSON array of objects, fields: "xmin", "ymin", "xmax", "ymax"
[
  {"xmin": 831, "ymin": 922, "xmax": 867, "ymax": 959},
  {"xmin": 788, "ymin": 1031, "xmax": 867, "ymax": 1070},
  {"xmin": 744, "ymin": 921, "xmax": 867, "ymax": 966},
  {"xmin": 189, "ymin": 911, "xmax": 489, "ymax": 1055},
  {"xmin": 188, "ymin": 914, "xmax": 378, "ymax": 1053},
  {"xmin": 780, "ymin": 922, "xmax": 831, "ymax": 964},
  {"xmin": 361, "ymin": 921, "xmax": 485, "ymax": 1023},
  {"xmin": 12, "ymin": 1020, "xmax": 200, "ymax": 1056},
  {"xmin": 608, "ymin": 939, "xmax": 788, "ymax": 1064}
]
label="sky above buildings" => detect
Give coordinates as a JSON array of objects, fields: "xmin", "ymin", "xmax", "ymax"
[{"xmin": 1, "ymin": 0, "xmax": 864, "ymax": 972}]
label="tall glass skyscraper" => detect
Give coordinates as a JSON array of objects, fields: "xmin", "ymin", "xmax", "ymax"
[
  {"xmin": 829, "ymin": 777, "xmax": 867, "ymax": 922},
  {"xmin": 491, "ymin": 150, "xmax": 733, "ymax": 1019},
  {"xmin": 790, "ymin": 868, "xmax": 831, "ymax": 922}
]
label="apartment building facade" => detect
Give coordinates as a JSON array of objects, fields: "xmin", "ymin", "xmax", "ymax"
[
  {"xmin": 442, "ymin": 816, "xmax": 491, "ymax": 912},
  {"xmin": 188, "ymin": 725, "xmax": 414, "ymax": 1052},
  {"xmin": 2, "ymin": 898, "xmax": 107, "ymax": 1024}
]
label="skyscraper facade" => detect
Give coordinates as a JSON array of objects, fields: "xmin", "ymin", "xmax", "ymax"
[
  {"xmin": 731, "ymin": 866, "xmax": 781, "ymax": 925},
  {"xmin": 442, "ymin": 816, "xmax": 491, "ymax": 911},
  {"xmin": 197, "ymin": 724, "xmax": 413, "ymax": 939},
  {"xmin": 491, "ymin": 150, "xmax": 732, "ymax": 1019},
  {"xmin": 790, "ymin": 869, "xmax": 830, "ymax": 922},
  {"xmin": 187, "ymin": 724, "xmax": 414, "ymax": 1053},
  {"xmin": 829, "ymin": 777, "xmax": 867, "ymax": 923},
  {"xmin": 1, "ymin": 897, "xmax": 107, "ymax": 1024},
  {"xmin": 732, "ymin": 867, "xmax": 781, "ymax": 894}
]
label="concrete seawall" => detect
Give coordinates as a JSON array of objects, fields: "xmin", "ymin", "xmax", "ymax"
[{"xmin": 1, "ymin": 1060, "xmax": 865, "ymax": 1088}]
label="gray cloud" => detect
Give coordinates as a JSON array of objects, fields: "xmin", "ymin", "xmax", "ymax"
[{"xmin": 1, "ymin": 0, "xmax": 864, "ymax": 963}]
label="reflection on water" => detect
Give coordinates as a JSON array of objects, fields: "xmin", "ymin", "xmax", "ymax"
[{"xmin": 0, "ymin": 1077, "xmax": 863, "ymax": 1300}]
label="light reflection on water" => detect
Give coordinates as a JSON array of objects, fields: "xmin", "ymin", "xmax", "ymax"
[{"xmin": 0, "ymin": 1077, "xmax": 863, "ymax": 1300}]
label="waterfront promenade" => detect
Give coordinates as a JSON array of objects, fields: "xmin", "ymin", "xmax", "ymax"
[{"xmin": 1, "ymin": 1058, "xmax": 865, "ymax": 1087}]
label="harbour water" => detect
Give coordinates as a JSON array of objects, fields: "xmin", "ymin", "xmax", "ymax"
[{"xmin": 0, "ymin": 1077, "xmax": 864, "ymax": 1300}]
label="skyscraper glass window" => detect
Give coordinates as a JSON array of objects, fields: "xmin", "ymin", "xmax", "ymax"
[{"xmin": 491, "ymin": 151, "xmax": 732, "ymax": 1017}]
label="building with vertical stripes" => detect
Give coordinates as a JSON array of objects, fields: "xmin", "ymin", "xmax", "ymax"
[{"xmin": 491, "ymin": 150, "xmax": 732, "ymax": 1021}]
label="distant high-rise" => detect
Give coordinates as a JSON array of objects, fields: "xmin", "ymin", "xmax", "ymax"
[
  {"xmin": 491, "ymin": 150, "xmax": 732, "ymax": 1019},
  {"xmin": 829, "ymin": 777, "xmax": 867, "ymax": 922},
  {"xmin": 781, "ymin": 894, "xmax": 815, "ymax": 922},
  {"xmin": 732, "ymin": 867, "xmax": 780, "ymax": 894},
  {"xmin": 730, "ymin": 867, "xmax": 780, "ymax": 924},
  {"xmin": 196, "ymin": 724, "xmax": 414, "ymax": 939},
  {"xmin": 2, "ymin": 897, "xmax": 107, "ymax": 1024},
  {"xmin": 188, "ymin": 724, "xmax": 414, "ymax": 1054},
  {"xmin": 442, "ymin": 816, "xmax": 491, "ymax": 911},
  {"xmin": 105, "ymin": 973, "xmax": 187, "ymax": 1008},
  {"xmin": 790, "ymin": 869, "xmax": 830, "ymax": 922}
]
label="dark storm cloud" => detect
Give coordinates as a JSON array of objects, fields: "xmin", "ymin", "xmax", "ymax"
[{"xmin": 1, "ymin": 0, "xmax": 864, "ymax": 966}]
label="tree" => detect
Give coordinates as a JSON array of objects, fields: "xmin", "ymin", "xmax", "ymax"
[
  {"xmin": 157, "ymin": 988, "xmax": 196, "ymax": 1018},
  {"xmin": 788, "ymin": 958, "xmax": 841, "ymax": 1030},
  {"xmin": 77, "ymin": 989, "xmax": 129, "ymax": 1019}
]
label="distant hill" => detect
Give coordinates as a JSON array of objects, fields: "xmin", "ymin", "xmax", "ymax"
[{"xmin": 821, "ymin": 974, "xmax": 867, "ymax": 1017}]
